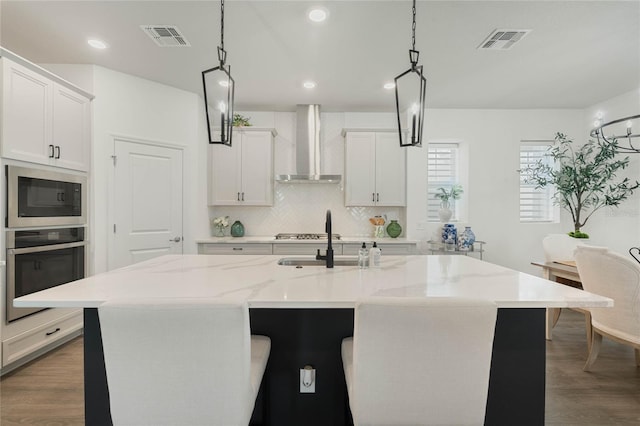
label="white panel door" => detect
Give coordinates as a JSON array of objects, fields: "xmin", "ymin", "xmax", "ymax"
[
  {"xmin": 375, "ymin": 132, "xmax": 406, "ymax": 206},
  {"xmin": 111, "ymin": 140, "xmax": 183, "ymax": 270},
  {"xmin": 344, "ymin": 132, "xmax": 376, "ymax": 206}
]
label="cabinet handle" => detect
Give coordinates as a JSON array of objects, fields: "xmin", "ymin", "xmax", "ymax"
[
  {"xmin": 372, "ymin": 193, "xmax": 375, "ymax": 202},
  {"xmin": 232, "ymin": 247, "xmax": 243, "ymax": 251},
  {"xmin": 54, "ymin": 145, "xmax": 61, "ymax": 159},
  {"xmin": 241, "ymin": 192, "xmax": 244, "ymax": 201},
  {"xmin": 49, "ymin": 144, "xmax": 55, "ymax": 158},
  {"xmin": 237, "ymin": 192, "xmax": 240, "ymax": 201},
  {"xmin": 377, "ymin": 193, "xmax": 380, "ymax": 202},
  {"xmin": 46, "ymin": 327, "xmax": 61, "ymax": 336}
]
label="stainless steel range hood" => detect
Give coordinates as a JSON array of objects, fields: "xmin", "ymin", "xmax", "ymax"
[{"xmin": 276, "ymin": 104, "xmax": 341, "ymax": 183}]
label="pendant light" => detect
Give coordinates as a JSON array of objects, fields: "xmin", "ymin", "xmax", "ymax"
[
  {"xmin": 394, "ymin": 0, "xmax": 426, "ymax": 147},
  {"xmin": 202, "ymin": 0, "xmax": 234, "ymax": 146},
  {"xmin": 591, "ymin": 114, "xmax": 640, "ymax": 153}
]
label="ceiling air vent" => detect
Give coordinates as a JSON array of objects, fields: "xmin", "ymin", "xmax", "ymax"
[
  {"xmin": 141, "ymin": 25, "xmax": 191, "ymax": 47},
  {"xmin": 478, "ymin": 29, "xmax": 531, "ymax": 50}
]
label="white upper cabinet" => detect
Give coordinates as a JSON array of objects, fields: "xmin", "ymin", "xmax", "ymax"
[
  {"xmin": 1, "ymin": 56, "xmax": 91, "ymax": 171},
  {"xmin": 343, "ymin": 130, "xmax": 406, "ymax": 207},
  {"xmin": 1, "ymin": 58, "xmax": 52, "ymax": 165},
  {"xmin": 209, "ymin": 128, "xmax": 276, "ymax": 206},
  {"xmin": 52, "ymin": 83, "xmax": 90, "ymax": 171}
]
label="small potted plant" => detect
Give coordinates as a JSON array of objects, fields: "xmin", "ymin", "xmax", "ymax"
[
  {"xmin": 521, "ymin": 132, "xmax": 639, "ymax": 238},
  {"xmin": 211, "ymin": 215, "xmax": 230, "ymax": 237},
  {"xmin": 232, "ymin": 114, "xmax": 252, "ymax": 127},
  {"xmin": 434, "ymin": 184, "xmax": 463, "ymax": 223}
]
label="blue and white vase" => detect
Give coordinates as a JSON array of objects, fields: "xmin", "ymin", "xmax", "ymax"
[
  {"xmin": 442, "ymin": 224, "xmax": 457, "ymax": 245},
  {"xmin": 458, "ymin": 226, "xmax": 476, "ymax": 251}
]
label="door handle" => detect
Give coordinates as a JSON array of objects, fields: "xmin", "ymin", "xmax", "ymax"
[{"xmin": 170, "ymin": 237, "xmax": 182, "ymax": 242}]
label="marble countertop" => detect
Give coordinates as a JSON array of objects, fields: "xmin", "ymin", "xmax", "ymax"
[
  {"xmin": 195, "ymin": 236, "xmax": 417, "ymax": 244},
  {"xmin": 14, "ymin": 255, "xmax": 612, "ymax": 310}
]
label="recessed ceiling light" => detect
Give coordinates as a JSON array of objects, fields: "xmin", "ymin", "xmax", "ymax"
[
  {"xmin": 308, "ymin": 7, "xmax": 329, "ymax": 23},
  {"xmin": 384, "ymin": 82, "xmax": 396, "ymax": 90},
  {"xmin": 87, "ymin": 39, "xmax": 108, "ymax": 49},
  {"xmin": 303, "ymin": 81, "xmax": 317, "ymax": 89}
]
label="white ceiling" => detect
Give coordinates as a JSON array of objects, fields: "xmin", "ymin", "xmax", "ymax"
[{"xmin": 1, "ymin": 0, "xmax": 638, "ymax": 112}]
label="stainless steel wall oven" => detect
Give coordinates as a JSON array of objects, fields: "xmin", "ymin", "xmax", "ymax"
[
  {"xmin": 6, "ymin": 165, "xmax": 87, "ymax": 228},
  {"xmin": 6, "ymin": 227, "xmax": 87, "ymax": 323}
]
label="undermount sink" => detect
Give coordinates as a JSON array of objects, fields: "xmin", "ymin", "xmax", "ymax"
[{"xmin": 277, "ymin": 257, "xmax": 359, "ymax": 267}]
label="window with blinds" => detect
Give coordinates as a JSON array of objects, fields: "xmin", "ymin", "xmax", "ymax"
[
  {"xmin": 428, "ymin": 143, "xmax": 459, "ymax": 221},
  {"xmin": 520, "ymin": 141, "xmax": 556, "ymax": 222}
]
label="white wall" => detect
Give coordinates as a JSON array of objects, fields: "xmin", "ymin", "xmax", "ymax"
[
  {"xmin": 581, "ymin": 89, "xmax": 640, "ymax": 255},
  {"xmin": 89, "ymin": 66, "xmax": 204, "ymax": 274},
  {"xmin": 212, "ymin": 108, "xmax": 588, "ymax": 274},
  {"xmin": 209, "ymin": 111, "xmax": 405, "ymax": 238},
  {"xmin": 41, "ymin": 65, "xmax": 639, "ymax": 275},
  {"xmin": 417, "ymin": 109, "xmax": 584, "ymax": 273}
]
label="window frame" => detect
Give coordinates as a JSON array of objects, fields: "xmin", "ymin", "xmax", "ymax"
[
  {"xmin": 427, "ymin": 142, "xmax": 462, "ymax": 222},
  {"xmin": 519, "ymin": 140, "xmax": 558, "ymax": 223}
]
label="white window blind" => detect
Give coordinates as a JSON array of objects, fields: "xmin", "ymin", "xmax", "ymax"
[
  {"xmin": 520, "ymin": 141, "xmax": 555, "ymax": 222},
  {"xmin": 428, "ymin": 143, "xmax": 459, "ymax": 221}
]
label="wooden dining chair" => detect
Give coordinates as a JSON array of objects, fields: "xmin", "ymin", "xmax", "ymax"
[
  {"xmin": 575, "ymin": 246, "xmax": 640, "ymax": 371},
  {"xmin": 341, "ymin": 297, "xmax": 497, "ymax": 425},
  {"xmin": 98, "ymin": 297, "xmax": 270, "ymax": 425}
]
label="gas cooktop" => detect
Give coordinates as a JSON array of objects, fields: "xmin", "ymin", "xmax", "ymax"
[{"xmin": 275, "ymin": 233, "xmax": 341, "ymax": 240}]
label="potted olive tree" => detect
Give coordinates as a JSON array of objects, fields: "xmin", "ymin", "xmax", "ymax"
[
  {"xmin": 521, "ymin": 132, "xmax": 639, "ymax": 238},
  {"xmin": 434, "ymin": 184, "xmax": 463, "ymax": 223}
]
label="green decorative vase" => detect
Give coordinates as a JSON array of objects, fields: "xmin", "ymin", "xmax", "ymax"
[
  {"xmin": 230, "ymin": 220, "xmax": 245, "ymax": 237},
  {"xmin": 386, "ymin": 220, "xmax": 402, "ymax": 238}
]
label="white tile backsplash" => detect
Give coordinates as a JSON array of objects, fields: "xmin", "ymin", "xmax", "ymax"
[{"xmin": 209, "ymin": 184, "xmax": 405, "ymax": 238}]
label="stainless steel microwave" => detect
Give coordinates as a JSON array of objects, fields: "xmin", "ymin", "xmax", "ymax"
[{"xmin": 6, "ymin": 166, "xmax": 87, "ymax": 228}]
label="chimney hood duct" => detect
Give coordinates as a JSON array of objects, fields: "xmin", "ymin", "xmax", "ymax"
[{"xmin": 276, "ymin": 105, "xmax": 341, "ymax": 183}]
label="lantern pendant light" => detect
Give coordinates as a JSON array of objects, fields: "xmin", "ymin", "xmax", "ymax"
[
  {"xmin": 394, "ymin": 0, "xmax": 426, "ymax": 147},
  {"xmin": 202, "ymin": 0, "xmax": 235, "ymax": 146}
]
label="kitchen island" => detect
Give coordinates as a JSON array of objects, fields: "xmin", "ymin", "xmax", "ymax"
[{"xmin": 15, "ymin": 254, "xmax": 611, "ymax": 425}]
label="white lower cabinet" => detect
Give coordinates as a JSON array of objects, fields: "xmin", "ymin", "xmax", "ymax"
[
  {"xmin": 2, "ymin": 309, "xmax": 83, "ymax": 367},
  {"xmin": 343, "ymin": 243, "xmax": 416, "ymax": 255},
  {"xmin": 198, "ymin": 243, "xmax": 273, "ymax": 255},
  {"xmin": 198, "ymin": 242, "xmax": 415, "ymax": 256},
  {"xmin": 272, "ymin": 243, "xmax": 343, "ymax": 256}
]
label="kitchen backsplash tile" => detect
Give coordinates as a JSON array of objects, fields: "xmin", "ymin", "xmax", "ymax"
[{"xmin": 210, "ymin": 184, "xmax": 404, "ymax": 237}]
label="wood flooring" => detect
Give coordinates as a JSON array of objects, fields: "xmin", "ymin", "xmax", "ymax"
[
  {"xmin": 0, "ymin": 309, "xmax": 638, "ymax": 425},
  {"xmin": 0, "ymin": 337, "xmax": 83, "ymax": 425},
  {"xmin": 545, "ymin": 309, "xmax": 640, "ymax": 425}
]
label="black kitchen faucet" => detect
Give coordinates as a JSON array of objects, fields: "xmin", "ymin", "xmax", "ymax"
[{"xmin": 316, "ymin": 209, "xmax": 334, "ymax": 268}]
